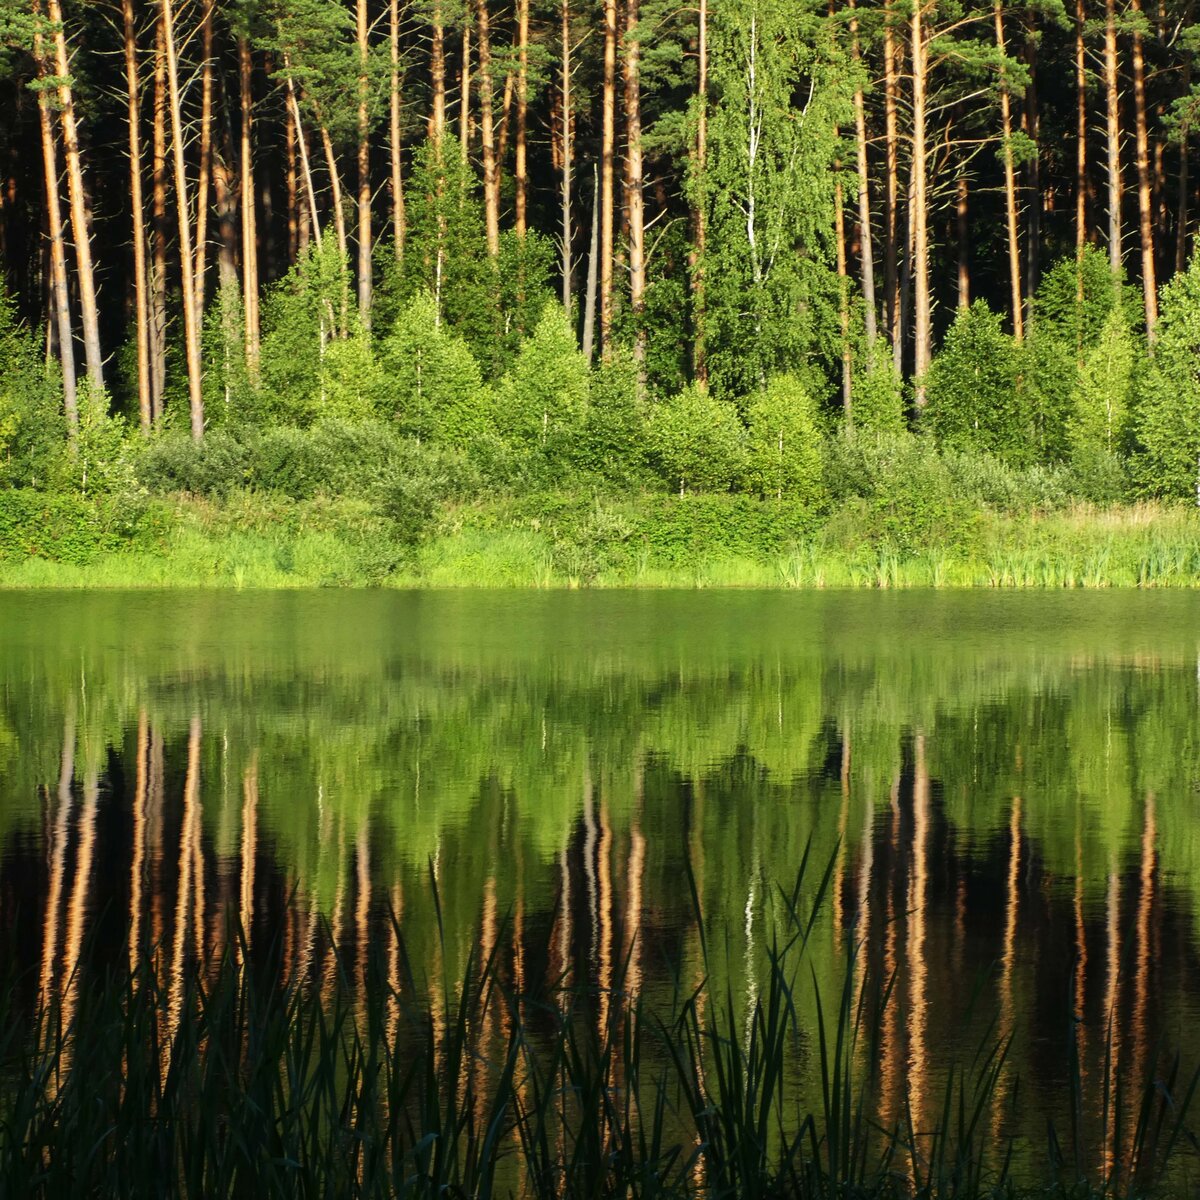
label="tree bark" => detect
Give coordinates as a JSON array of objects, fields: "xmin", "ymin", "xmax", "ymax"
[
  {"xmin": 1076, "ymin": 0, "xmax": 1088, "ymax": 258},
  {"xmin": 152, "ymin": 21, "xmax": 168, "ymax": 418},
  {"xmin": 956, "ymin": 173, "xmax": 970, "ymax": 307},
  {"xmin": 625, "ymin": 0, "xmax": 645, "ymax": 366},
  {"xmin": 319, "ymin": 121, "xmax": 349, "ymax": 265},
  {"xmin": 1104, "ymin": 0, "xmax": 1123, "ymax": 275},
  {"xmin": 1022, "ymin": 18, "xmax": 1040, "ymax": 317},
  {"xmin": 460, "ymin": 25, "xmax": 471, "ymax": 160},
  {"xmin": 835, "ymin": 165, "xmax": 852, "ymax": 415},
  {"xmin": 33, "ymin": 8, "xmax": 77, "ymax": 428},
  {"xmin": 911, "ymin": 0, "xmax": 931, "ymax": 403},
  {"xmin": 884, "ymin": 4, "xmax": 901, "ymax": 367},
  {"xmin": 600, "ymin": 0, "xmax": 617, "ymax": 353},
  {"xmin": 516, "ymin": 0, "xmax": 530, "ymax": 235},
  {"xmin": 238, "ymin": 36, "xmax": 260, "ymax": 371},
  {"xmin": 994, "ymin": 0, "xmax": 1024, "ymax": 340},
  {"xmin": 391, "ymin": 0, "xmax": 406, "ymax": 263},
  {"xmin": 849, "ymin": 0, "xmax": 877, "ymax": 344},
  {"xmin": 431, "ymin": 0, "xmax": 447, "ymax": 141},
  {"xmin": 161, "ymin": 0, "xmax": 205, "ymax": 440},
  {"xmin": 1129, "ymin": 0, "xmax": 1158, "ymax": 337},
  {"xmin": 692, "ymin": 0, "xmax": 707, "ymax": 384},
  {"xmin": 194, "ymin": 0, "xmax": 215, "ymax": 317},
  {"xmin": 121, "ymin": 0, "xmax": 150, "ymax": 431},
  {"xmin": 357, "ymin": 0, "xmax": 373, "ymax": 326},
  {"xmin": 583, "ymin": 164, "xmax": 599, "ymax": 362},
  {"xmin": 1177, "ymin": 41, "xmax": 1193, "ymax": 273},
  {"xmin": 560, "ymin": 0, "xmax": 573, "ymax": 307},
  {"xmin": 477, "ymin": 0, "xmax": 501, "ymax": 257},
  {"xmin": 45, "ymin": 0, "xmax": 103, "ymax": 390}
]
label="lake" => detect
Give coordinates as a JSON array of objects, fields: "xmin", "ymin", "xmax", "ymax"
[{"xmin": 2, "ymin": 589, "xmax": 1199, "ymax": 1183}]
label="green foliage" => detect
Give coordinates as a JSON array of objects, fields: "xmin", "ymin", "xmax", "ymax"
[
  {"xmin": 635, "ymin": 493, "xmax": 817, "ymax": 563},
  {"xmin": 0, "ymin": 291, "xmax": 65, "ymax": 489},
  {"xmin": 924, "ymin": 300, "xmax": 1030, "ymax": 463},
  {"xmin": 575, "ymin": 351, "xmax": 650, "ymax": 485},
  {"xmin": 1019, "ymin": 327, "xmax": 1077, "ymax": 463},
  {"xmin": 378, "ymin": 291, "xmax": 491, "ymax": 445},
  {"xmin": 1034, "ymin": 247, "xmax": 1133, "ymax": 351},
  {"xmin": 743, "ymin": 373, "xmax": 825, "ymax": 505},
  {"xmin": 850, "ymin": 340, "xmax": 905, "ymax": 435},
  {"xmin": 320, "ymin": 331, "xmax": 389, "ymax": 422},
  {"xmin": 1072, "ymin": 307, "xmax": 1135, "ymax": 458},
  {"xmin": 137, "ymin": 429, "xmax": 253, "ymax": 498},
  {"xmin": 1134, "ymin": 254, "xmax": 1200, "ymax": 499},
  {"xmin": 252, "ymin": 419, "xmax": 400, "ymax": 499},
  {"xmin": 0, "ymin": 489, "xmax": 170, "ymax": 564},
  {"xmin": 495, "ymin": 303, "xmax": 589, "ymax": 477},
  {"xmin": 647, "ymin": 384, "xmax": 745, "ymax": 494},
  {"xmin": 68, "ymin": 385, "xmax": 136, "ymax": 498}
]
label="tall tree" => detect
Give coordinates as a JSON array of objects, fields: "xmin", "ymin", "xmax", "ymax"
[
  {"xmin": 600, "ymin": 0, "xmax": 617, "ymax": 352},
  {"xmin": 993, "ymin": 0, "xmax": 1023, "ymax": 340},
  {"xmin": 1103, "ymin": 0, "xmax": 1123, "ymax": 274},
  {"xmin": 121, "ymin": 0, "xmax": 150, "ymax": 429},
  {"xmin": 625, "ymin": 0, "xmax": 646, "ymax": 365},
  {"xmin": 356, "ymin": 0, "xmax": 372, "ymax": 325},
  {"xmin": 1129, "ymin": 0, "xmax": 1158, "ymax": 335}
]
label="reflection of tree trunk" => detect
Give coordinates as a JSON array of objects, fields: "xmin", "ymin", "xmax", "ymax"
[
  {"xmin": 994, "ymin": 796, "xmax": 1022, "ymax": 1144},
  {"xmin": 239, "ymin": 754, "xmax": 258, "ymax": 961},
  {"xmin": 168, "ymin": 717, "xmax": 202, "ymax": 1045},
  {"xmin": 879, "ymin": 778, "xmax": 902, "ymax": 1132},
  {"xmin": 61, "ymin": 770, "xmax": 99, "ymax": 1053},
  {"xmin": 129, "ymin": 712, "xmax": 150, "ymax": 973},
  {"xmin": 1103, "ymin": 864, "xmax": 1121, "ymax": 1179},
  {"xmin": 1131, "ymin": 795, "xmax": 1157, "ymax": 1136},
  {"xmin": 624, "ymin": 778, "xmax": 646, "ymax": 998},
  {"xmin": 905, "ymin": 735, "xmax": 930, "ymax": 1143},
  {"xmin": 39, "ymin": 709, "xmax": 76, "ymax": 1017},
  {"xmin": 356, "ymin": 822, "xmax": 370, "ymax": 1008}
]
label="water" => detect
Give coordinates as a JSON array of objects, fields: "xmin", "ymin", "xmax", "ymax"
[{"xmin": 3, "ymin": 589, "xmax": 1200, "ymax": 1168}]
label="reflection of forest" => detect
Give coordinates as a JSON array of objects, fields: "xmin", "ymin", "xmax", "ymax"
[{"xmin": 2, "ymin": 590, "xmax": 1199, "ymax": 1164}]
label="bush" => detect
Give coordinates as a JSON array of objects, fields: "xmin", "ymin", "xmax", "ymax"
[
  {"xmin": 0, "ymin": 489, "xmax": 172, "ymax": 564},
  {"xmin": 923, "ymin": 300, "xmax": 1030, "ymax": 464},
  {"xmin": 635, "ymin": 494, "xmax": 817, "ymax": 564},
  {"xmin": 0, "ymin": 291, "xmax": 67, "ymax": 489},
  {"xmin": 1133, "ymin": 254, "xmax": 1200, "ymax": 499},
  {"xmin": 647, "ymin": 384, "xmax": 745, "ymax": 494},
  {"xmin": 744, "ymin": 374, "xmax": 825, "ymax": 506},
  {"xmin": 376, "ymin": 441, "xmax": 481, "ymax": 546},
  {"xmin": 575, "ymin": 352, "xmax": 649, "ymax": 485},
  {"xmin": 137, "ymin": 429, "xmax": 253, "ymax": 497},
  {"xmin": 850, "ymin": 340, "xmax": 905, "ymax": 435},
  {"xmin": 942, "ymin": 448, "xmax": 1073, "ymax": 514},
  {"xmin": 1071, "ymin": 307, "xmax": 1135, "ymax": 460},
  {"xmin": 252, "ymin": 419, "xmax": 401, "ymax": 500}
]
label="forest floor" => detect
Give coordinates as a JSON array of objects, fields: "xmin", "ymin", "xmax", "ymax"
[{"xmin": 2, "ymin": 492, "xmax": 1200, "ymax": 589}]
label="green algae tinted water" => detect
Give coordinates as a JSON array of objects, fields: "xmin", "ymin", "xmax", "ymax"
[{"xmin": 2, "ymin": 589, "xmax": 1199, "ymax": 1165}]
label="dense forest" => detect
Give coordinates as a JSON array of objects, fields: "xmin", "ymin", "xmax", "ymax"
[{"xmin": 1, "ymin": 0, "xmax": 1200, "ymax": 583}]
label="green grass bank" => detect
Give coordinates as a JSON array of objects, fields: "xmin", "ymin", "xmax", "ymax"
[{"xmin": 2, "ymin": 486, "xmax": 1200, "ymax": 589}]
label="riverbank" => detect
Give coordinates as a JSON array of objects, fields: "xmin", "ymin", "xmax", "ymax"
[{"xmin": 1, "ymin": 488, "xmax": 1199, "ymax": 588}]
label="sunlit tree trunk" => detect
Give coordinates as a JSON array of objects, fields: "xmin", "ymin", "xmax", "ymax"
[
  {"xmin": 1129, "ymin": 0, "xmax": 1158, "ymax": 337},
  {"xmin": 692, "ymin": 0, "xmax": 708, "ymax": 384},
  {"xmin": 460, "ymin": 25, "xmax": 471, "ymax": 159},
  {"xmin": 152, "ymin": 21, "xmax": 168, "ymax": 418},
  {"xmin": 357, "ymin": 0, "xmax": 373, "ymax": 326},
  {"xmin": 625, "ymin": 0, "xmax": 645, "ymax": 367},
  {"xmin": 431, "ymin": 0, "xmax": 447, "ymax": 140},
  {"xmin": 45, "ymin": 0, "xmax": 103, "ymax": 390},
  {"xmin": 600, "ymin": 0, "xmax": 617, "ymax": 353},
  {"xmin": 1177, "ymin": 42, "xmax": 1193, "ymax": 273},
  {"xmin": 194, "ymin": 0, "xmax": 215, "ymax": 316},
  {"xmin": 582, "ymin": 164, "xmax": 599, "ymax": 362},
  {"xmin": 1076, "ymin": 0, "xmax": 1088, "ymax": 264},
  {"xmin": 33, "ymin": 13, "xmax": 77, "ymax": 429},
  {"xmin": 994, "ymin": 3, "xmax": 1024, "ymax": 340},
  {"xmin": 956, "ymin": 173, "xmax": 970, "ymax": 306},
  {"xmin": 835, "ymin": 163, "xmax": 852, "ymax": 414},
  {"xmin": 477, "ymin": 0, "xmax": 501, "ymax": 257},
  {"xmin": 560, "ymin": 0, "xmax": 573, "ymax": 306},
  {"xmin": 1022, "ymin": 19, "xmax": 1040, "ymax": 317},
  {"xmin": 238, "ymin": 36, "xmax": 260, "ymax": 372},
  {"xmin": 390, "ymin": 0, "xmax": 406, "ymax": 263},
  {"xmin": 850, "ymin": 0, "xmax": 876, "ymax": 344},
  {"xmin": 911, "ymin": 0, "xmax": 931, "ymax": 403},
  {"xmin": 884, "ymin": 5, "xmax": 901, "ymax": 368},
  {"xmin": 1104, "ymin": 0, "xmax": 1123, "ymax": 275},
  {"xmin": 162, "ymin": 0, "xmax": 205, "ymax": 440},
  {"xmin": 516, "ymin": 0, "xmax": 530, "ymax": 235},
  {"xmin": 120, "ymin": 0, "xmax": 149, "ymax": 430}
]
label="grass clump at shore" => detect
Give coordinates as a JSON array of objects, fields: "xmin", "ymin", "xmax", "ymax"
[{"xmin": 2, "ymin": 856, "xmax": 1195, "ymax": 1198}]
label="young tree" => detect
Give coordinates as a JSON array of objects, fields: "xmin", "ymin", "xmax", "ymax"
[
  {"xmin": 648, "ymin": 383, "xmax": 745, "ymax": 493},
  {"xmin": 744, "ymin": 373, "xmax": 825, "ymax": 503}
]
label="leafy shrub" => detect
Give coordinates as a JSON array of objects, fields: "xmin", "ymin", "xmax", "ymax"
[
  {"xmin": 1133, "ymin": 254, "xmax": 1200, "ymax": 499},
  {"xmin": 850, "ymin": 339, "xmax": 905, "ymax": 434},
  {"xmin": 137, "ymin": 429, "xmax": 253, "ymax": 497},
  {"xmin": 574, "ymin": 352, "xmax": 649, "ymax": 485},
  {"xmin": 253, "ymin": 419, "xmax": 401, "ymax": 499},
  {"xmin": 635, "ymin": 494, "xmax": 818, "ymax": 564},
  {"xmin": 376, "ymin": 441, "xmax": 481, "ymax": 546},
  {"xmin": 1034, "ymin": 246, "xmax": 1134, "ymax": 351},
  {"xmin": 1071, "ymin": 307, "xmax": 1135, "ymax": 459},
  {"xmin": 923, "ymin": 300, "xmax": 1030, "ymax": 464},
  {"xmin": 0, "ymin": 489, "xmax": 172, "ymax": 564},
  {"xmin": 942, "ymin": 448, "xmax": 1073, "ymax": 513},
  {"xmin": 744, "ymin": 374, "xmax": 825, "ymax": 505},
  {"xmin": 647, "ymin": 384, "xmax": 745, "ymax": 494}
]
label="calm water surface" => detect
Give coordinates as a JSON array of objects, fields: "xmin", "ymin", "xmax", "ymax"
[{"xmin": 3, "ymin": 589, "xmax": 1200, "ymax": 1162}]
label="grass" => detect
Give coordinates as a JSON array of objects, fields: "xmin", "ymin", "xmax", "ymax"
[
  {"xmin": 2, "ymin": 493, "xmax": 1200, "ymax": 589},
  {"xmin": 1, "ymin": 851, "xmax": 1196, "ymax": 1198}
]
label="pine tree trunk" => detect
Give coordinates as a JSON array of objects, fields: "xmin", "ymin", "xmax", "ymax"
[
  {"xmin": 120, "ymin": 0, "xmax": 149, "ymax": 431},
  {"xmin": 1177, "ymin": 44, "xmax": 1192, "ymax": 273},
  {"xmin": 957, "ymin": 173, "xmax": 970, "ymax": 307},
  {"xmin": 1076, "ymin": 0, "xmax": 1088, "ymax": 257},
  {"xmin": 319, "ymin": 122, "xmax": 349, "ymax": 265},
  {"xmin": 884, "ymin": 3, "xmax": 901, "ymax": 364},
  {"xmin": 161, "ymin": 0, "xmax": 205, "ymax": 440},
  {"xmin": 33, "ymin": 9, "xmax": 77, "ymax": 428},
  {"xmin": 1022, "ymin": 19, "xmax": 1040, "ymax": 316},
  {"xmin": 625, "ymin": 0, "xmax": 645, "ymax": 367},
  {"xmin": 287, "ymin": 78, "xmax": 323, "ymax": 245},
  {"xmin": 460, "ymin": 26, "xmax": 471, "ymax": 159},
  {"xmin": 583, "ymin": 164, "xmax": 599, "ymax": 362},
  {"xmin": 357, "ymin": 0, "xmax": 373, "ymax": 326},
  {"xmin": 238, "ymin": 36, "xmax": 260, "ymax": 371},
  {"xmin": 692, "ymin": 0, "xmax": 707, "ymax": 384},
  {"xmin": 477, "ymin": 0, "xmax": 501, "ymax": 257},
  {"xmin": 911, "ymin": 0, "xmax": 931, "ymax": 403},
  {"xmin": 516, "ymin": 0, "xmax": 529, "ymax": 235},
  {"xmin": 850, "ymin": 0, "xmax": 877, "ymax": 344},
  {"xmin": 1104, "ymin": 0, "xmax": 1123, "ymax": 275},
  {"xmin": 194, "ymin": 0, "xmax": 215, "ymax": 317},
  {"xmin": 1129, "ymin": 0, "xmax": 1158, "ymax": 336},
  {"xmin": 560, "ymin": 0, "xmax": 573, "ymax": 307},
  {"xmin": 45, "ymin": 0, "xmax": 103, "ymax": 391},
  {"xmin": 599, "ymin": 0, "xmax": 617, "ymax": 354},
  {"xmin": 431, "ymin": 0, "xmax": 447, "ymax": 141},
  {"xmin": 835, "ymin": 167, "xmax": 852, "ymax": 416},
  {"xmin": 152, "ymin": 21, "xmax": 168, "ymax": 418},
  {"xmin": 994, "ymin": 0, "xmax": 1024, "ymax": 340},
  {"xmin": 286, "ymin": 99, "xmax": 299, "ymax": 263},
  {"xmin": 391, "ymin": 0, "xmax": 406, "ymax": 263}
]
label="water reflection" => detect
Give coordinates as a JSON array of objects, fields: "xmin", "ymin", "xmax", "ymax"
[{"xmin": 4, "ymin": 589, "xmax": 1200, "ymax": 1173}]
